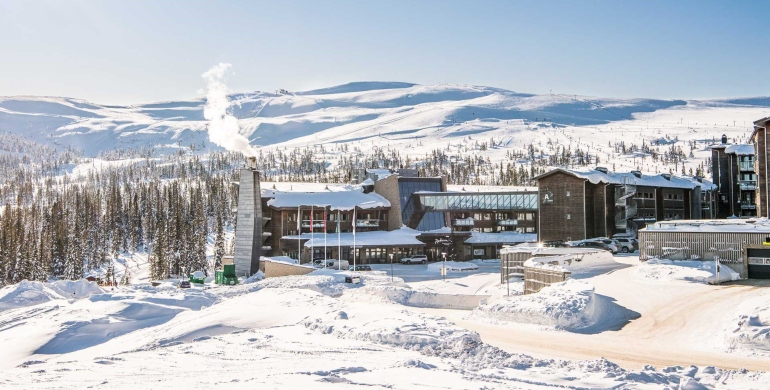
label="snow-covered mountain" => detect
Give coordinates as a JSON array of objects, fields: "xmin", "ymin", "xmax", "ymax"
[{"xmin": 2, "ymin": 82, "xmax": 770, "ymax": 174}]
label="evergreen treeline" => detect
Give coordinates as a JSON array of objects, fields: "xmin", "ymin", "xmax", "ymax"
[
  {"xmin": 0, "ymin": 126, "xmax": 703, "ymax": 286},
  {"xmin": 0, "ymin": 146, "xmax": 240, "ymax": 286}
]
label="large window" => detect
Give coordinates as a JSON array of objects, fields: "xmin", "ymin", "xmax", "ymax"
[
  {"xmin": 399, "ymin": 178, "xmax": 445, "ymax": 231},
  {"xmin": 365, "ymin": 248, "xmax": 386, "ymax": 263}
]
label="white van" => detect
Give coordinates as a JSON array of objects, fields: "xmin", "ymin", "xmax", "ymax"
[{"xmin": 322, "ymin": 259, "xmax": 349, "ymax": 269}]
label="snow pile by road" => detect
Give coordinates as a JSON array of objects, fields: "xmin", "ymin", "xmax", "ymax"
[
  {"xmin": 633, "ymin": 259, "xmax": 740, "ymax": 284},
  {"xmin": 471, "ymin": 279, "xmax": 635, "ymax": 332},
  {"xmin": 730, "ymin": 313, "xmax": 770, "ymax": 356},
  {"xmin": 218, "ymin": 269, "xmax": 399, "ymax": 299},
  {"xmin": 0, "ymin": 280, "xmax": 103, "ymax": 312},
  {"xmin": 427, "ymin": 261, "xmax": 479, "ymax": 273},
  {"xmin": 725, "ymin": 290, "xmax": 770, "ymax": 357},
  {"xmin": 303, "ymin": 296, "xmax": 750, "ymax": 389},
  {"xmin": 343, "ymin": 285, "xmax": 487, "ymax": 309}
]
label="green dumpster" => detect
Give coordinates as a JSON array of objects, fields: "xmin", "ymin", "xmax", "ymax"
[{"xmin": 215, "ymin": 264, "xmax": 238, "ymax": 285}]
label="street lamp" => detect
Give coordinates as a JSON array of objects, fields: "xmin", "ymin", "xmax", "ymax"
[
  {"xmin": 388, "ymin": 253, "xmax": 394, "ymax": 282},
  {"xmin": 441, "ymin": 252, "xmax": 447, "ymax": 282}
]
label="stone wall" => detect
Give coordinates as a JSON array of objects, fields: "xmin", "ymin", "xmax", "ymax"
[
  {"xmin": 259, "ymin": 260, "xmax": 315, "ymax": 278},
  {"xmin": 373, "ymin": 174, "xmax": 402, "ymax": 231},
  {"xmin": 233, "ymin": 168, "xmax": 262, "ymax": 277}
]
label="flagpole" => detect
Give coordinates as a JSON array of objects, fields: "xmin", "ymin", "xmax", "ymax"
[
  {"xmin": 311, "ymin": 205, "xmax": 314, "ymax": 265},
  {"xmin": 324, "ymin": 206, "xmax": 327, "ymax": 265},
  {"xmin": 337, "ymin": 209, "xmax": 341, "ymax": 270},
  {"xmin": 297, "ymin": 206, "xmax": 301, "ymax": 263},
  {"xmin": 353, "ymin": 207, "xmax": 357, "ymax": 270}
]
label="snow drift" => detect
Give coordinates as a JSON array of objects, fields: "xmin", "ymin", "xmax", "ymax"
[
  {"xmin": 633, "ymin": 259, "xmax": 740, "ymax": 284},
  {"xmin": 0, "ymin": 280, "xmax": 103, "ymax": 312},
  {"xmin": 471, "ymin": 279, "xmax": 637, "ymax": 332},
  {"xmin": 342, "ymin": 285, "xmax": 487, "ymax": 310}
]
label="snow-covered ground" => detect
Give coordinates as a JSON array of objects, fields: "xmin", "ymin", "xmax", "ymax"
[
  {"xmin": 2, "ymin": 83, "xmax": 769, "ymax": 182},
  {"xmin": 1, "ymin": 254, "xmax": 770, "ymax": 388}
]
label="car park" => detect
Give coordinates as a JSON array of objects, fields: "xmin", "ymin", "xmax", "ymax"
[
  {"xmin": 572, "ymin": 241, "xmax": 613, "ymax": 252},
  {"xmin": 399, "ymin": 254, "xmax": 428, "ymax": 264},
  {"xmin": 542, "ymin": 240, "xmax": 570, "ymax": 248},
  {"xmin": 613, "ymin": 237, "xmax": 638, "ymax": 253}
]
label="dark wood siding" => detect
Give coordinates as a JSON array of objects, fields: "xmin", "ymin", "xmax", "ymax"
[{"xmin": 537, "ymin": 172, "xmax": 586, "ymax": 242}]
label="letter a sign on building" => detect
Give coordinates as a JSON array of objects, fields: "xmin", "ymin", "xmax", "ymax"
[{"xmin": 542, "ymin": 190, "xmax": 554, "ymax": 204}]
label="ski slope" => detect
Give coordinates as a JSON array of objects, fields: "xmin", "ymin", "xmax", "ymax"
[{"xmin": 2, "ymin": 82, "xmax": 769, "ymax": 177}]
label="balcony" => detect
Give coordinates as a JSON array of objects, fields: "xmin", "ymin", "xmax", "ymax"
[
  {"xmin": 453, "ymin": 217, "xmax": 475, "ymax": 226},
  {"xmin": 739, "ymin": 181, "xmax": 756, "ymax": 191},
  {"xmin": 301, "ymin": 221, "xmax": 326, "ymax": 228},
  {"xmin": 355, "ymin": 219, "xmax": 381, "ymax": 228},
  {"xmin": 739, "ymin": 162, "xmax": 755, "ymax": 172},
  {"xmin": 496, "ymin": 219, "xmax": 518, "ymax": 226}
]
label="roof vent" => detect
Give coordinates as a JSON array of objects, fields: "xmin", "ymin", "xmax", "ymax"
[
  {"xmin": 721, "ymin": 134, "xmax": 728, "ymax": 144},
  {"xmin": 661, "ymin": 173, "xmax": 672, "ymax": 181},
  {"xmin": 594, "ymin": 167, "xmax": 609, "ymax": 174},
  {"xmin": 630, "ymin": 170, "xmax": 642, "ymax": 178}
]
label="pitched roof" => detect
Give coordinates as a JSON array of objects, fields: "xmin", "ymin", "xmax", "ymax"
[{"xmin": 535, "ymin": 168, "xmax": 715, "ymax": 190}]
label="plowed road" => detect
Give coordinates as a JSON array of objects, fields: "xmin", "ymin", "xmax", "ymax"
[{"xmin": 415, "ymin": 266, "xmax": 770, "ymax": 371}]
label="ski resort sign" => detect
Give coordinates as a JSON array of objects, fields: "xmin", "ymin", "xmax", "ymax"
[{"xmin": 542, "ymin": 190, "xmax": 554, "ymax": 204}]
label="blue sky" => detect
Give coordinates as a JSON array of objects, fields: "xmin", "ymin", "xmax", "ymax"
[{"xmin": 1, "ymin": 0, "xmax": 768, "ymax": 104}]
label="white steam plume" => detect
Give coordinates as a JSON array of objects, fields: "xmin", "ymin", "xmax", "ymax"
[{"xmin": 201, "ymin": 63, "xmax": 257, "ymax": 157}]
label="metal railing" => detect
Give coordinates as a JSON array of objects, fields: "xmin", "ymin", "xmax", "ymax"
[
  {"xmin": 355, "ymin": 219, "xmax": 381, "ymax": 228},
  {"xmin": 739, "ymin": 181, "xmax": 757, "ymax": 191},
  {"xmin": 453, "ymin": 218, "xmax": 475, "ymax": 226}
]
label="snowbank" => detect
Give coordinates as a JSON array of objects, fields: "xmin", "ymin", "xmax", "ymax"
[
  {"xmin": 729, "ymin": 313, "xmax": 770, "ymax": 356},
  {"xmin": 521, "ymin": 251, "xmax": 618, "ymax": 276},
  {"xmin": 343, "ymin": 285, "xmax": 487, "ymax": 310},
  {"xmin": 472, "ymin": 279, "xmax": 635, "ymax": 332},
  {"xmin": 243, "ymin": 271, "xmax": 265, "ymax": 284},
  {"xmin": 724, "ymin": 291, "xmax": 770, "ymax": 357},
  {"xmin": 427, "ymin": 261, "xmax": 479, "ymax": 273},
  {"xmin": 262, "ymin": 256, "xmax": 299, "ymax": 265},
  {"xmin": 0, "ymin": 280, "xmax": 103, "ymax": 312},
  {"xmin": 633, "ymin": 259, "xmax": 739, "ymax": 284}
]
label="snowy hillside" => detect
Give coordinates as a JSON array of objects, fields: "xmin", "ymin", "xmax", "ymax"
[{"xmin": 3, "ymin": 82, "xmax": 769, "ymax": 176}]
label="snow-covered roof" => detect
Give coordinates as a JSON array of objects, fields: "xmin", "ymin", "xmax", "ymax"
[
  {"xmin": 538, "ymin": 168, "xmax": 715, "ymax": 190},
  {"xmin": 724, "ymin": 144, "xmax": 754, "ymax": 156},
  {"xmin": 642, "ymin": 218, "xmax": 770, "ymax": 233},
  {"xmin": 284, "ymin": 226, "xmax": 425, "ymax": 248},
  {"xmin": 446, "ymin": 184, "xmax": 534, "ymax": 192},
  {"xmin": 366, "ymin": 169, "xmax": 394, "ymax": 180},
  {"xmin": 265, "ymin": 188, "xmax": 390, "ymax": 210},
  {"xmin": 464, "ymin": 232, "xmax": 537, "ymax": 245}
]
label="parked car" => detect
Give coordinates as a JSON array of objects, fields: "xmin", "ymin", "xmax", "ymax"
[
  {"xmin": 400, "ymin": 254, "xmax": 428, "ymax": 264},
  {"xmin": 573, "ymin": 241, "xmax": 613, "ymax": 252},
  {"xmin": 178, "ymin": 280, "xmax": 191, "ymax": 289},
  {"xmin": 313, "ymin": 259, "xmax": 350, "ymax": 269},
  {"xmin": 542, "ymin": 240, "xmax": 569, "ymax": 248},
  {"xmin": 594, "ymin": 239, "xmax": 621, "ymax": 254},
  {"xmin": 578, "ymin": 238, "xmax": 619, "ymax": 253},
  {"xmin": 613, "ymin": 237, "xmax": 638, "ymax": 253},
  {"xmin": 312, "ymin": 259, "xmax": 326, "ymax": 268},
  {"xmin": 348, "ymin": 265, "xmax": 372, "ymax": 271}
]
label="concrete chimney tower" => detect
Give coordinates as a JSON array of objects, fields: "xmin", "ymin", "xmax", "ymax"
[{"xmin": 233, "ymin": 157, "xmax": 263, "ymax": 276}]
